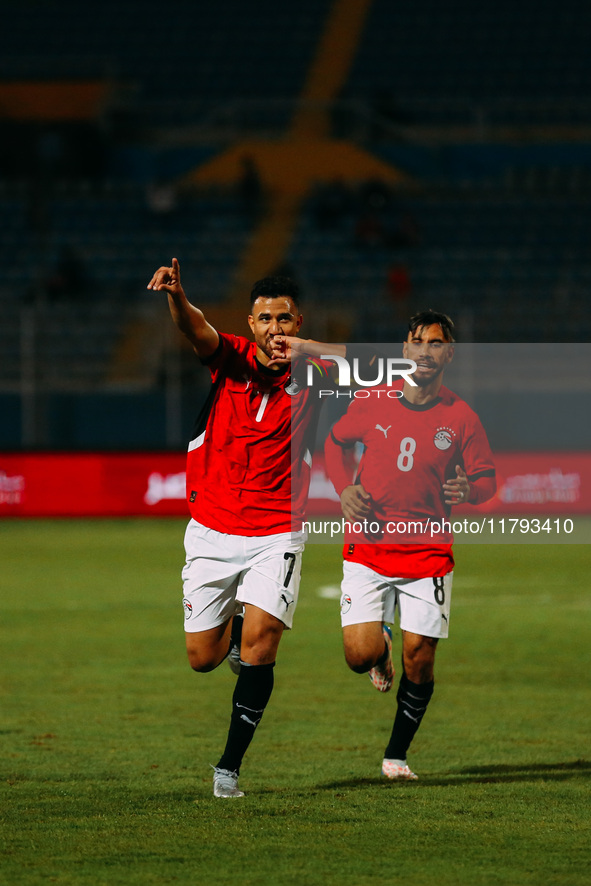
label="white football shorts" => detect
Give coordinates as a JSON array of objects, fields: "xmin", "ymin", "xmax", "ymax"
[
  {"xmin": 181, "ymin": 519, "xmax": 305, "ymax": 632},
  {"xmin": 340, "ymin": 560, "xmax": 453, "ymax": 639}
]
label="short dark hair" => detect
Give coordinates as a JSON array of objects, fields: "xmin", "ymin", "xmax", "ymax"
[
  {"xmin": 250, "ymin": 276, "xmax": 300, "ymax": 308},
  {"xmin": 408, "ymin": 310, "xmax": 455, "ymax": 342}
]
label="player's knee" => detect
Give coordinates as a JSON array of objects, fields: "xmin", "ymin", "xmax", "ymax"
[
  {"xmin": 344, "ymin": 647, "xmax": 376, "ymax": 674},
  {"xmin": 240, "ymin": 613, "xmax": 284, "ymax": 665},
  {"xmin": 187, "ymin": 657, "xmax": 217, "ymax": 673},
  {"xmin": 186, "ymin": 648, "xmax": 219, "ymax": 673},
  {"xmin": 240, "ymin": 634, "xmax": 282, "ymax": 666}
]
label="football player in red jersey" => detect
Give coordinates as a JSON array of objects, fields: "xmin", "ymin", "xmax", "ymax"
[
  {"xmin": 148, "ymin": 258, "xmax": 338, "ymax": 798},
  {"xmin": 324, "ymin": 311, "xmax": 496, "ymax": 781}
]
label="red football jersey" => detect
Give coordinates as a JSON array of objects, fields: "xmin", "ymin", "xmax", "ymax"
[
  {"xmin": 325, "ymin": 383, "xmax": 496, "ymax": 578},
  {"xmin": 186, "ymin": 333, "xmax": 330, "ymax": 535}
]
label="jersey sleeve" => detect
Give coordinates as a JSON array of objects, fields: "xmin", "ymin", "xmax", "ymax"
[
  {"xmin": 462, "ymin": 412, "xmax": 497, "ymax": 505},
  {"xmin": 330, "ymin": 398, "xmax": 368, "ymax": 447},
  {"xmin": 324, "ymin": 401, "xmax": 366, "ymax": 496},
  {"xmin": 200, "ymin": 332, "xmax": 249, "ymax": 381}
]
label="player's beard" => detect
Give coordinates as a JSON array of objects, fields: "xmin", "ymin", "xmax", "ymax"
[{"xmin": 412, "ymin": 363, "xmax": 444, "ymax": 387}]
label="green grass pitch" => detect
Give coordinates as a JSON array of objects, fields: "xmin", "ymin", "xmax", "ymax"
[{"xmin": 1, "ymin": 518, "xmax": 590, "ymax": 885}]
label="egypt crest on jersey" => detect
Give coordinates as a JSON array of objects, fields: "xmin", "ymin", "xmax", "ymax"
[{"xmin": 185, "ymin": 333, "xmax": 332, "ymax": 536}]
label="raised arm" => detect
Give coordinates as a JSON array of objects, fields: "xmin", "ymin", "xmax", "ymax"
[{"xmin": 147, "ymin": 258, "xmax": 219, "ymax": 358}]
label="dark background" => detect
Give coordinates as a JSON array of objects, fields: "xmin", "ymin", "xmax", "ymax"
[{"xmin": 2, "ymin": 0, "xmax": 590, "ymax": 450}]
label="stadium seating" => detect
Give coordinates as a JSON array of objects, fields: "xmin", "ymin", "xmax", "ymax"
[
  {"xmin": 2, "ymin": 177, "xmax": 587, "ymax": 390},
  {"xmin": 343, "ymin": 0, "xmax": 591, "ymax": 127},
  {"xmin": 0, "ymin": 181, "xmax": 254, "ymax": 389},
  {"xmin": 1, "ymin": 0, "xmax": 333, "ymax": 131},
  {"xmin": 287, "ymin": 182, "xmax": 591, "ymax": 343},
  {"xmin": 1, "ymin": 0, "xmax": 590, "ymax": 449}
]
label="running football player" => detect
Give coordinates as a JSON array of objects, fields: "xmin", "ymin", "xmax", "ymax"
[
  {"xmin": 324, "ymin": 311, "xmax": 496, "ymax": 780},
  {"xmin": 148, "ymin": 258, "xmax": 336, "ymax": 798}
]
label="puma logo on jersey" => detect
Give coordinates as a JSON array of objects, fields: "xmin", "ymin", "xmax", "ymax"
[
  {"xmin": 375, "ymin": 424, "xmax": 392, "ymax": 438},
  {"xmin": 280, "ymin": 593, "xmax": 295, "ymax": 612}
]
